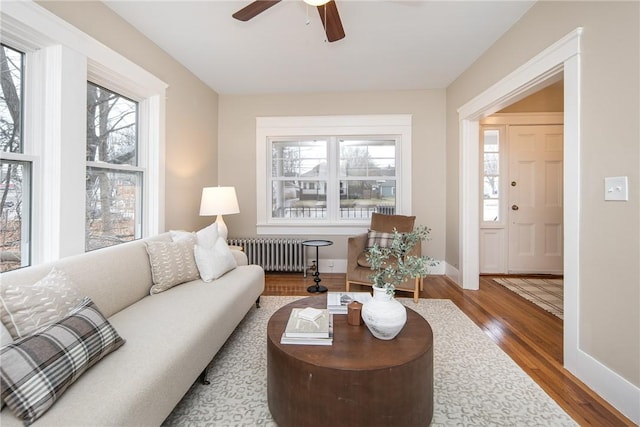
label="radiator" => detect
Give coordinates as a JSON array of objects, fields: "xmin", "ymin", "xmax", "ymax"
[{"xmin": 227, "ymin": 238, "xmax": 305, "ymax": 273}]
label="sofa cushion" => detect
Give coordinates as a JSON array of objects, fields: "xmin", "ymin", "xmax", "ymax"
[
  {"xmin": 0, "ymin": 267, "xmax": 82, "ymax": 339},
  {"xmin": 0, "ymin": 297, "xmax": 125, "ymax": 425},
  {"xmin": 357, "ymin": 252, "xmax": 371, "ymax": 268},
  {"xmin": 146, "ymin": 239, "xmax": 200, "ymax": 294},
  {"xmin": 370, "ymin": 212, "xmax": 415, "ymax": 233},
  {"xmin": 0, "ymin": 322, "xmax": 11, "ymax": 346},
  {"xmin": 194, "ymin": 237, "xmax": 238, "ymax": 282}
]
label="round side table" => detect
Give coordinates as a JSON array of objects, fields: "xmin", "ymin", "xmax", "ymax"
[{"xmin": 302, "ymin": 239, "xmax": 333, "ymax": 293}]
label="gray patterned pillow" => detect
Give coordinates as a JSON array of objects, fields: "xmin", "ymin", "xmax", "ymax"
[
  {"xmin": 146, "ymin": 239, "xmax": 199, "ymax": 294},
  {"xmin": 0, "ymin": 297, "xmax": 125, "ymax": 425},
  {"xmin": 0, "ymin": 267, "xmax": 82, "ymax": 339}
]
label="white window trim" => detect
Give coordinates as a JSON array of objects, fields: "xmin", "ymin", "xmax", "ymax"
[
  {"xmin": 1, "ymin": 1, "xmax": 167, "ymax": 263},
  {"xmin": 256, "ymin": 114, "xmax": 412, "ymax": 235}
]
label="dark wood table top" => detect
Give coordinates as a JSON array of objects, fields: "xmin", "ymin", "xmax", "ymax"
[{"xmin": 267, "ymin": 295, "xmax": 433, "ymax": 370}]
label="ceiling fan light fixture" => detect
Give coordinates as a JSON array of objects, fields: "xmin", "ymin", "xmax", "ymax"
[{"xmin": 303, "ymin": 0, "xmax": 330, "ymax": 6}]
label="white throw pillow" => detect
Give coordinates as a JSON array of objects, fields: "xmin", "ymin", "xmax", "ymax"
[
  {"xmin": 196, "ymin": 223, "xmax": 219, "ymax": 248},
  {"xmin": 0, "ymin": 267, "xmax": 82, "ymax": 339},
  {"xmin": 170, "ymin": 230, "xmax": 196, "ymax": 243},
  {"xmin": 194, "ymin": 237, "xmax": 237, "ymax": 282}
]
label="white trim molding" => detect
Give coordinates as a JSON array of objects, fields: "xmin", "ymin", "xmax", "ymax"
[
  {"xmin": 457, "ymin": 27, "xmax": 640, "ymax": 423},
  {"xmin": 255, "ymin": 115, "xmax": 412, "ymax": 235},
  {"xmin": 1, "ymin": 1, "xmax": 167, "ymax": 263}
]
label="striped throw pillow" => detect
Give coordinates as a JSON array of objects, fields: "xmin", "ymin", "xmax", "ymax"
[
  {"xmin": 0, "ymin": 297, "xmax": 125, "ymax": 425},
  {"xmin": 366, "ymin": 230, "xmax": 395, "ymax": 249}
]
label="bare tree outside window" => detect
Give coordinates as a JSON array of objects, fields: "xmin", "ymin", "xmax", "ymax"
[
  {"xmin": 1, "ymin": 44, "xmax": 30, "ymax": 272},
  {"xmin": 86, "ymin": 83, "xmax": 141, "ymax": 251}
]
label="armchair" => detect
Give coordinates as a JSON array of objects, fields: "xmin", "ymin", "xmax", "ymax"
[{"xmin": 346, "ymin": 213, "xmax": 423, "ymax": 302}]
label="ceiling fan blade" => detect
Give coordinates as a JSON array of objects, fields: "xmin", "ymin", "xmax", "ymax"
[
  {"xmin": 317, "ymin": 1, "xmax": 345, "ymax": 42},
  {"xmin": 232, "ymin": 0, "xmax": 281, "ymax": 22}
]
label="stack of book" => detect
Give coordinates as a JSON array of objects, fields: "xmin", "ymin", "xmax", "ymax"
[
  {"xmin": 280, "ymin": 307, "xmax": 333, "ymax": 346},
  {"xmin": 326, "ymin": 292, "xmax": 372, "ymax": 315}
]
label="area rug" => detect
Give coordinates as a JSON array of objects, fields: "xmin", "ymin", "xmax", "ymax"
[
  {"xmin": 163, "ymin": 296, "xmax": 576, "ymax": 426},
  {"xmin": 493, "ymin": 277, "xmax": 564, "ymax": 319}
]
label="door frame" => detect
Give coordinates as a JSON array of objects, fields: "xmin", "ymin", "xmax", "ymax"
[
  {"xmin": 458, "ymin": 26, "xmax": 584, "ymax": 393},
  {"xmin": 458, "ymin": 27, "xmax": 639, "ymax": 420}
]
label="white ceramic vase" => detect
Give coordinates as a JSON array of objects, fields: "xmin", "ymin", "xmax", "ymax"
[{"xmin": 361, "ymin": 286, "xmax": 407, "ymax": 340}]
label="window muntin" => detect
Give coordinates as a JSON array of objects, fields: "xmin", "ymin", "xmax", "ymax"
[
  {"xmin": 86, "ymin": 82, "xmax": 142, "ymax": 251},
  {"xmin": 482, "ymin": 129, "xmax": 500, "ymax": 222},
  {"xmin": 1, "ymin": 44, "xmax": 30, "ymax": 272},
  {"xmin": 268, "ymin": 137, "xmax": 398, "ymax": 223}
]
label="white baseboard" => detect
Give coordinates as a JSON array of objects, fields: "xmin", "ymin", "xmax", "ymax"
[
  {"xmin": 445, "ymin": 262, "xmax": 461, "ymax": 287},
  {"xmin": 567, "ymin": 349, "xmax": 640, "ymax": 424},
  {"xmin": 316, "ymin": 259, "xmax": 447, "ymax": 277}
]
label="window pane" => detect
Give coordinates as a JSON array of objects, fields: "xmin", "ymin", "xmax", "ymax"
[
  {"xmin": 484, "ymin": 153, "xmax": 499, "ymax": 175},
  {"xmin": 1, "ymin": 160, "xmax": 30, "ymax": 271},
  {"xmin": 339, "ymin": 179, "xmax": 396, "ymax": 219},
  {"xmin": 340, "ymin": 140, "xmax": 396, "ymax": 177},
  {"xmin": 0, "ymin": 45, "xmax": 23, "ymax": 154},
  {"xmin": 86, "ymin": 168, "xmax": 142, "ymax": 251},
  {"xmin": 87, "ymin": 83, "xmax": 138, "ymax": 166},
  {"xmin": 483, "ymin": 199, "xmax": 499, "ymax": 222},
  {"xmin": 483, "ymin": 130, "xmax": 499, "ymax": 152},
  {"xmin": 272, "ymin": 180, "xmax": 327, "ymax": 219},
  {"xmin": 272, "ymin": 140, "xmax": 326, "ymax": 178},
  {"xmin": 483, "ymin": 176, "xmax": 499, "ymax": 199}
]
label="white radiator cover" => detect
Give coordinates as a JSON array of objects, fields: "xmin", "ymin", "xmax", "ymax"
[{"xmin": 227, "ymin": 238, "xmax": 305, "ymax": 272}]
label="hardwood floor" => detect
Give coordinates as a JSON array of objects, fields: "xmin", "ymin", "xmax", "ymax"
[{"xmin": 264, "ymin": 272, "xmax": 635, "ymax": 426}]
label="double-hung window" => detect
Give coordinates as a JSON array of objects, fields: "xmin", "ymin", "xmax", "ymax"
[
  {"xmin": 1, "ymin": 44, "xmax": 31, "ymax": 272},
  {"xmin": 2, "ymin": 1, "xmax": 166, "ymax": 266},
  {"xmin": 86, "ymin": 83, "xmax": 142, "ymax": 251},
  {"xmin": 258, "ymin": 115, "xmax": 411, "ymax": 235}
]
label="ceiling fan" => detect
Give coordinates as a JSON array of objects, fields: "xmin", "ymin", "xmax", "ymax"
[{"xmin": 232, "ymin": 0, "xmax": 346, "ymax": 42}]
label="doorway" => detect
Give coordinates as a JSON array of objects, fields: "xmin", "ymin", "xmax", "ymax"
[
  {"xmin": 457, "ymin": 28, "xmax": 581, "ymax": 380},
  {"xmin": 479, "ymin": 109, "xmax": 564, "ymax": 275}
]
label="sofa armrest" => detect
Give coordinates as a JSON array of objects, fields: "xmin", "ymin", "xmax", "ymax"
[
  {"xmin": 231, "ymin": 250, "xmax": 248, "ymax": 266},
  {"xmin": 347, "ymin": 233, "xmax": 368, "ymax": 272}
]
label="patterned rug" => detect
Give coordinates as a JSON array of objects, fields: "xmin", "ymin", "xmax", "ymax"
[
  {"xmin": 163, "ymin": 296, "xmax": 576, "ymax": 426},
  {"xmin": 493, "ymin": 277, "xmax": 564, "ymax": 319}
]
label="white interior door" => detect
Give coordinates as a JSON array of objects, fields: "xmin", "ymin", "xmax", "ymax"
[{"xmin": 508, "ymin": 125, "xmax": 563, "ymax": 273}]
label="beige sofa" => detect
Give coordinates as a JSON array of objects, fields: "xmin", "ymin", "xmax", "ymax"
[{"xmin": 0, "ymin": 233, "xmax": 264, "ymax": 426}]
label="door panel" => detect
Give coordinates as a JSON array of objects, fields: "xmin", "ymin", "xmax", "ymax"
[{"xmin": 508, "ymin": 125, "xmax": 563, "ymax": 273}]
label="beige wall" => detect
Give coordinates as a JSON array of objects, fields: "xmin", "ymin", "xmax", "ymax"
[
  {"xmin": 218, "ymin": 91, "xmax": 447, "ymax": 262},
  {"xmin": 499, "ymin": 80, "xmax": 564, "ymax": 113},
  {"xmin": 447, "ymin": 1, "xmax": 639, "ymax": 387},
  {"xmin": 38, "ymin": 1, "xmax": 220, "ymax": 232}
]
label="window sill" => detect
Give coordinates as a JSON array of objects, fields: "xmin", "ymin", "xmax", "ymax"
[{"xmin": 257, "ymin": 223, "xmax": 369, "ymax": 236}]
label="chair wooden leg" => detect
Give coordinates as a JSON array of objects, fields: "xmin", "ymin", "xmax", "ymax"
[
  {"xmin": 420, "ymin": 277, "xmax": 424, "ymax": 291},
  {"xmin": 345, "ymin": 281, "xmax": 350, "ymax": 292},
  {"xmin": 413, "ymin": 278, "xmax": 419, "ymax": 303}
]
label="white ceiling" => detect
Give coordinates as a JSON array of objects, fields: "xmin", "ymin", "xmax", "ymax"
[{"xmin": 104, "ymin": 0, "xmax": 535, "ymax": 95}]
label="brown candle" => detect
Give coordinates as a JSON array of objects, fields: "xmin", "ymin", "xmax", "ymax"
[{"xmin": 347, "ymin": 301, "xmax": 363, "ymax": 326}]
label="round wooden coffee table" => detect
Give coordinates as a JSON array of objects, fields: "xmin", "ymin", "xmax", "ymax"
[{"xmin": 267, "ymin": 295, "xmax": 433, "ymax": 427}]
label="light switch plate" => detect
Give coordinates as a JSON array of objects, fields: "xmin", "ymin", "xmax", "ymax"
[{"xmin": 604, "ymin": 176, "xmax": 629, "ymax": 201}]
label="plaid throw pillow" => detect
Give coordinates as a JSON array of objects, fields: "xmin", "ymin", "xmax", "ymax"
[
  {"xmin": 366, "ymin": 230, "xmax": 395, "ymax": 249},
  {"xmin": 0, "ymin": 297, "xmax": 125, "ymax": 425}
]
